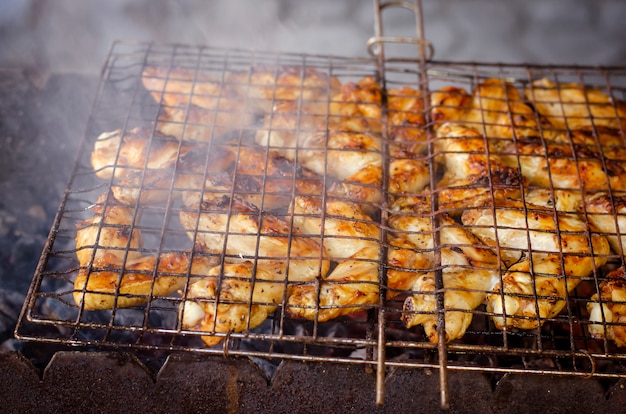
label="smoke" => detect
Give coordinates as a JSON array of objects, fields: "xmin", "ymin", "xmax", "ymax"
[
  {"xmin": 0, "ymin": 0, "xmax": 374, "ymax": 76},
  {"xmin": 1, "ymin": 0, "xmax": 625, "ymax": 77}
]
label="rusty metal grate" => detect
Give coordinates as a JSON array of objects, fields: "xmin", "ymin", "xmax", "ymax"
[{"xmin": 15, "ymin": 0, "xmax": 626, "ymax": 408}]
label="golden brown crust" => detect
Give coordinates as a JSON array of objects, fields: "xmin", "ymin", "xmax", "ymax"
[
  {"xmin": 180, "ymin": 262, "xmax": 287, "ymax": 346},
  {"xmin": 179, "ymin": 192, "xmax": 331, "ymax": 283},
  {"xmin": 431, "ymin": 78, "xmax": 544, "ymax": 140},
  {"xmin": 462, "ymin": 199, "xmax": 610, "ymax": 330},
  {"xmin": 434, "ymin": 123, "xmax": 525, "ymax": 213},
  {"xmin": 74, "ymin": 192, "xmax": 218, "ymax": 310},
  {"xmin": 287, "ymin": 197, "xmax": 381, "ymax": 321},
  {"xmin": 587, "ymin": 267, "xmax": 626, "ymax": 347},
  {"xmin": 74, "ymin": 252, "xmax": 216, "ymax": 310},
  {"xmin": 524, "ymin": 78, "xmax": 626, "ymax": 131}
]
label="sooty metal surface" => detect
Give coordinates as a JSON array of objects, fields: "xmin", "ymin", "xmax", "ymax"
[{"xmin": 2, "ymin": 349, "xmax": 625, "ymax": 413}]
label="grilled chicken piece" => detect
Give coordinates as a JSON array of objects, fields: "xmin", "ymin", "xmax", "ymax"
[
  {"xmin": 387, "ymin": 157, "xmax": 431, "ymax": 200},
  {"xmin": 142, "ymin": 66, "xmax": 341, "ymax": 141},
  {"xmin": 434, "ymin": 123, "xmax": 524, "ymax": 213},
  {"xmin": 388, "ymin": 202, "xmax": 501, "ymax": 342},
  {"xmin": 584, "ymin": 192, "xmax": 626, "ymax": 255},
  {"xmin": 179, "ymin": 191, "xmax": 330, "ymax": 282},
  {"xmin": 328, "ymin": 76, "xmax": 384, "ymax": 133},
  {"xmin": 431, "ymin": 78, "xmax": 545, "ymax": 141},
  {"xmin": 229, "ymin": 66, "xmax": 341, "ymax": 110},
  {"xmin": 514, "ymin": 135, "xmax": 609, "ymax": 190},
  {"xmin": 75, "ymin": 252, "xmax": 216, "ymax": 310},
  {"xmin": 92, "ymin": 128, "xmax": 323, "ymax": 209},
  {"xmin": 302, "ymin": 130, "xmax": 383, "ymax": 206},
  {"xmin": 142, "ymin": 66, "xmax": 254, "ymax": 142},
  {"xmin": 523, "ymin": 78, "xmax": 626, "ymax": 131},
  {"xmin": 74, "ymin": 193, "xmax": 217, "ymax": 310},
  {"xmin": 258, "ymin": 119, "xmax": 383, "ymax": 206},
  {"xmin": 75, "ymin": 193, "xmax": 143, "ymax": 267},
  {"xmin": 287, "ymin": 196, "xmax": 381, "ymax": 321},
  {"xmin": 462, "ymin": 199, "xmax": 610, "ymax": 329},
  {"xmin": 180, "ymin": 261, "xmax": 288, "ymax": 347},
  {"xmin": 230, "ymin": 146, "xmax": 325, "ymax": 211},
  {"xmin": 587, "ymin": 267, "xmax": 626, "ymax": 347},
  {"xmin": 524, "ymin": 188, "xmax": 582, "ymax": 213},
  {"xmin": 387, "ymin": 86, "xmax": 427, "ymax": 155},
  {"xmin": 91, "ymin": 128, "xmax": 198, "ymax": 180},
  {"xmin": 91, "ymin": 128, "xmax": 236, "ymax": 205},
  {"xmin": 256, "ymin": 77, "xmax": 426, "ymax": 207},
  {"xmin": 331, "ymin": 78, "xmax": 426, "ymax": 151},
  {"xmin": 510, "ymin": 128, "xmax": 626, "ymax": 192},
  {"xmin": 189, "ymin": 144, "xmax": 324, "ymax": 211}
]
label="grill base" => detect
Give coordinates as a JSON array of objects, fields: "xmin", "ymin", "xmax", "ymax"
[{"xmin": 0, "ymin": 349, "xmax": 622, "ymax": 413}]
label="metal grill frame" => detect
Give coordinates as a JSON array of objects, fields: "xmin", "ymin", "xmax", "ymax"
[{"xmin": 15, "ymin": 0, "xmax": 626, "ymax": 408}]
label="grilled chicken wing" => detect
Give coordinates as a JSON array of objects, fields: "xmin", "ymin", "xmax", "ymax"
[
  {"xmin": 303, "ymin": 130, "xmax": 383, "ymax": 205},
  {"xmin": 231, "ymin": 65, "xmax": 341, "ymax": 109},
  {"xmin": 388, "ymin": 157, "xmax": 431, "ymax": 200},
  {"xmin": 180, "ymin": 261, "xmax": 288, "ymax": 347},
  {"xmin": 523, "ymin": 78, "xmax": 626, "ymax": 131},
  {"xmin": 231, "ymin": 146, "xmax": 325, "ymax": 211},
  {"xmin": 584, "ymin": 192, "xmax": 626, "ymax": 256},
  {"xmin": 587, "ymin": 267, "xmax": 626, "ymax": 347},
  {"xmin": 434, "ymin": 123, "xmax": 524, "ymax": 213},
  {"xmin": 75, "ymin": 251, "xmax": 216, "ymax": 310},
  {"xmin": 510, "ymin": 128, "xmax": 626, "ymax": 192},
  {"xmin": 75, "ymin": 193, "xmax": 143, "ymax": 266},
  {"xmin": 387, "ymin": 86, "xmax": 427, "ymax": 154},
  {"xmin": 179, "ymin": 191, "xmax": 330, "ymax": 282},
  {"xmin": 191, "ymin": 144, "xmax": 324, "ymax": 211},
  {"xmin": 328, "ymin": 76, "xmax": 383, "ymax": 133},
  {"xmin": 142, "ymin": 66, "xmax": 254, "ymax": 141},
  {"xmin": 258, "ymin": 122, "xmax": 383, "ymax": 206},
  {"xmin": 431, "ymin": 78, "xmax": 545, "ymax": 141},
  {"xmin": 462, "ymin": 199, "xmax": 610, "ymax": 329},
  {"xmin": 91, "ymin": 128, "xmax": 195, "ymax": 180},
  {"xmin": 388, "ymin": 201, "xmax": 502, "ymax": 342},
  {"xmin": 93, "ymin": 128, "xmax": 323, "ymax": 209},
  {"xmin": 91, "ymin": 127, "xmax": 236, "ymax": 205},
  {"xmin": 329, "ymin": 77, "xmax": 426, "ymax": 150},
  {"xmin": 74, "ymin": 193, "xmax": 217, "ymax": 310},
  {"xmin": 287, "ymin": 196, "xmax": 381, "ymax": 321},
  {"xmin": 142, "ymin": 66, "xmax": 341, "ymax": 141},
  {"xmin": 523, "ymin": 188, "xmax": 583, "ymax": 214},
  {"xmin": 256, "ymin": 77, "xmax": 426, "ymax": 207}
]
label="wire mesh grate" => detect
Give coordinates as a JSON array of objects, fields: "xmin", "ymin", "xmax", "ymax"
[{"xmin": 14, "ymin": 30, "xmax": 626, "ymax": 409}]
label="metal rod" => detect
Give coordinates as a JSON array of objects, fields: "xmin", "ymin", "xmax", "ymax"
[{"xmin": 372, "ymin": 0, "xmax": 387, "ymax": 406}]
